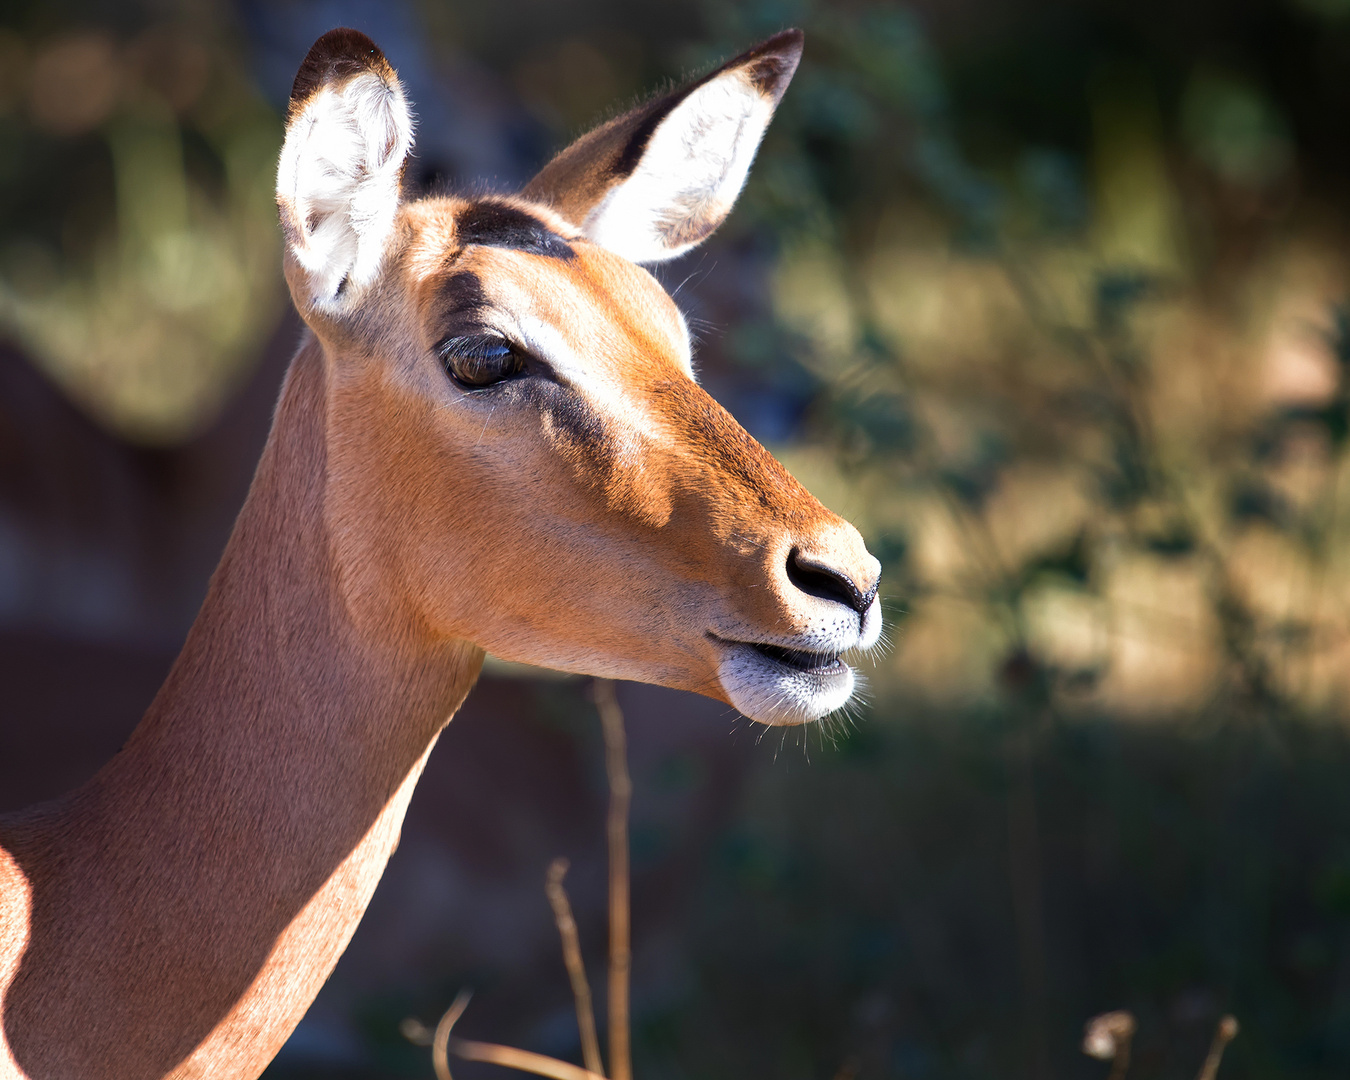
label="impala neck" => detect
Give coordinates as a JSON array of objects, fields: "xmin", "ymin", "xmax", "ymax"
[{"xmin": 0, "ymin": 336, "xmax": 483, "ymax": 1080}]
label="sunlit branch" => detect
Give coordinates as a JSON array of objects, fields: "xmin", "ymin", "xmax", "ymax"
[{"xmin": 546, "ymin": 857, "xmax": 606, "ymax": 1077}]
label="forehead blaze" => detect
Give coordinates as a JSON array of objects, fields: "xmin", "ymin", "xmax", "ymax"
[
  {"xmin": 506, "ymin": 243, "xmax": 692, "ymax": 381},
  {"xmin": 569, "ymin": 246, "xmax": 692, "ymax": 376}
]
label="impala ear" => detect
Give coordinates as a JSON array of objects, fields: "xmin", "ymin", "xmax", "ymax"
[
  {"xmin": 276, "ymin": 28, "xmax": 414, "ymax": 311},
  {"xmin": 522, "ymin": 30, "xmax": 803, "ymax": 264}
]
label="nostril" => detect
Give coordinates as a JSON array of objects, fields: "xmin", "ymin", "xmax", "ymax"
[{"xmin": 786, "ymin": 549, "xmax": 877, "ymax": 617}]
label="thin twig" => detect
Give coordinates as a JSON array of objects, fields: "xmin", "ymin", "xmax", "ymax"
[
  {"xmin": 414, "ymin": 682, "xmax": 637, "ymax": 1080},
  {"xmin": 1195, "ymin": 1015, "xmax": 1239, "ymax": 1080},
  {"xmin": 420, "ymin": 992, "xmax": 610, "ymax": 1080},
  {"xmin": 431, "ymin": 989, "xmax": 474, "ymax": 1080},
  {"xmin": 594, "ymin": 678, "xmax": 633, "ymax": 1080},
  {"xmin": 452, "ymin": 1038, "xmax": 610, "ymax": 1080},
  {"xmin": 546, "ymin": 857, "xmax": 605, "ymax": 1077}
]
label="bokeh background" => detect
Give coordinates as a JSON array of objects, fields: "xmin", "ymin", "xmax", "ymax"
[{"xmin": 2, "ymin": 0, "xmax": 1350, "ymax": 1077}]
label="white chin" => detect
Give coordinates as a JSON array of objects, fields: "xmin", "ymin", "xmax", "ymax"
[{"xmin": 716, "ymin": 645, "xmax": 857, "ymax": 727}]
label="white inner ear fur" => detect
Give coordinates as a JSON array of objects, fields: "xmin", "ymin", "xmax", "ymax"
[
  {"xmin": 583, "ymin": 72, "xmax": 774, "ymax": 265},
  {"xmin": 276, "ymin": 71, "xmax": 414, "ymax": 310}
]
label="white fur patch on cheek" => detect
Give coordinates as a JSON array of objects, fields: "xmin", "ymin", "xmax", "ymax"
[
  {"xmin": 583, "ymin": 74, "xmax": 774, "ymax": 265},
  {"xmin": 276, "ymin": 72, "xmax": 414, "ymax": 310}
]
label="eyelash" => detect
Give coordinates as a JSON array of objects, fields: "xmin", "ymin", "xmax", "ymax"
[{"xmin": 437, "ymin": 333, "xmax": 528, "ymax": 389}]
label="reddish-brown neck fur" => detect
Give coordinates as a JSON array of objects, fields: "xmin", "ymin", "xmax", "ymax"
[{"xmin": 0, "ymin": 340, "xmax": 483, "ymax": 1079}]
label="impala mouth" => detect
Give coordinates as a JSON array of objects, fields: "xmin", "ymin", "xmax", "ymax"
[
  {"xmin": 748, "ymin": 641, "xmax": 847, "ymax": 675},
  {"xmin": 709, "ymin": 633, "xmax": 858, "ymax": 726}
]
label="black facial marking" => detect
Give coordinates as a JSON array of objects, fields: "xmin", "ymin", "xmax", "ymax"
[
  {"xmin": 545, "ymin": 385, "xmax": 609, "ymax": 449},
  {"xmin": 455, "ymin": 202, "xmax": 575, "ymax": 260},
  {"xmin": 439, "ymin": 270, "xmax": 488, "ymax": 315},
  {"xmin": 432, "ymin": 270, "xmax": 493, "ymax": 348}
]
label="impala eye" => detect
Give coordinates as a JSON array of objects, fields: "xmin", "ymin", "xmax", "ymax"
[{"xmin": 438, "ymin": 334, "xmax": 526, "ymax": 388}]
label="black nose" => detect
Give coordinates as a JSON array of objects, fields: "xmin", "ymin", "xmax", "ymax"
[{"xmin": 786, "ymin": 549, "xmax": 878, "ymax": 617}]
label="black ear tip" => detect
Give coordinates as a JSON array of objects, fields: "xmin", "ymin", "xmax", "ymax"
[
  {"xmin": 738, "ymin": 28, "xmax": 805, "ymax": 100},
  {"xmin": 290, "ymin": 27, "xmax": 396, "ymax": 112},
  {"xmin": 310, "ymin": 26, "xmax": 383, "ymax": 56},
  {"xmin": 765, "ymin": 27, "xmax": 806, "ymax": 53}
]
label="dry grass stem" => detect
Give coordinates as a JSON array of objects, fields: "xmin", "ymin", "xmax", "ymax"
[
  {"xmin": 1196, "ymin": 1015, "xmax": 1239, "ymax": 1080},
  {"xmin": 451, "ymin": 1037, "xmax": 610, "ymax": 1080},
  {"xmin": 411, "ymin": 682, "xmax": 637, "ymax": 1080},
  {"xmin": 594, "ymin": 678, "xmax": 633, "ymax": 1080},
  {"xmin": 546, "ymin": 857, "xmax": 605, "ymax": 1077},
  {"xmin": 431, "ymin": 989, "xmax": 474, "ymax": 1080},
  {"xmin": 414, "ymin": 990, "xmax": 609, "ymax": 1080},
  {"xmin": 1082, "ymin": 1010, "xmax": 1136, "ymax": 1080}
]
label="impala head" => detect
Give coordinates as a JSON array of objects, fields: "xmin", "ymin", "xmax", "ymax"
[{"xmin": 275, "ymin": 28, "xmax": 880, "ymax": 726}]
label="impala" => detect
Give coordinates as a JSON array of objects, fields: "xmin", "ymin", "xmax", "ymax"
[{"xmin": 0, "ymin": 26, "xmax": 879, "ymax": 1080}]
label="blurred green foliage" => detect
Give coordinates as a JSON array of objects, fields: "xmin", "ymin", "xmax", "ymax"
[
  {"xmin": 637, "ymin": 2, "xmax": 1350, "ymax": 1076},
  {"xmin": 0, "ymin": 9, "xmax": 281, "ymax": 443},
  {"xmin": 689, "ymin": 0, "xmax": 1350, "ymax": 731}
]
